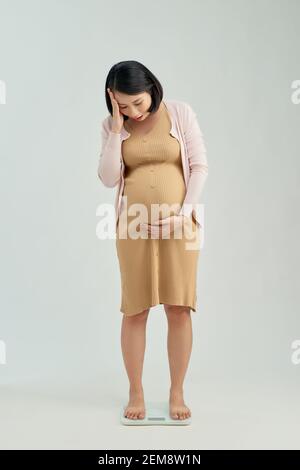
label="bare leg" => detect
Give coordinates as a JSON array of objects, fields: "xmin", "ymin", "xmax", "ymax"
[
  {"xmin": 121, "ymin": 308, "xmax": 150, "ymax": 419},
  {"xmin": 164, "ymin": 304, "xmax": 192, "ymax": 420}
]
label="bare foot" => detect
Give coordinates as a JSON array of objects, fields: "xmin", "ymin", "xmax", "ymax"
[
  {"xmin": 124, "ymin": 388, "xmax": 146, "ymax": 420},
  {"xmin": 169, "ymin": 388, "xmax": 191, "ymax": 420}
]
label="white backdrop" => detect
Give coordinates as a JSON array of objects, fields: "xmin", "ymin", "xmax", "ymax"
[{"xmin": 0, "ymin": 0, "xmax": 300, "ymax": 450}]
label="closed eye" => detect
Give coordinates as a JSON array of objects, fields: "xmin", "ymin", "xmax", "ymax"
[{"xmin": 120, "ymin": 101, "xmax": 143, "ymax": 109}]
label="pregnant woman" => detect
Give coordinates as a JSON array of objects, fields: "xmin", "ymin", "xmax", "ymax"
[{"xmin": 98, "ymin": 60, "xmax": 208, "ymax": 421}]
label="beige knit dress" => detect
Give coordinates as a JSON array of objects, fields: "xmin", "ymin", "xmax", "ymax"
[{"xmin": 115, "ymin": 103, "xmax": 200, "ymax": 316}]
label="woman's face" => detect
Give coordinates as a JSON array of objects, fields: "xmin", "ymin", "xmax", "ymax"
[{"xmin": 113, "ymin": 91, "xmax": 152, "ymax": 122}]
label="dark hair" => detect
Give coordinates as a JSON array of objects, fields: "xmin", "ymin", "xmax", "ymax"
[{"xmin": 104, "ymin": 60, "xmax": 163, "ymax": 121}]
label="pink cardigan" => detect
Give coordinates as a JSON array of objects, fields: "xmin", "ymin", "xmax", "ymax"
[{"xmin": 98, "ymin": 99, "xmax": 208, "ymax": 229}]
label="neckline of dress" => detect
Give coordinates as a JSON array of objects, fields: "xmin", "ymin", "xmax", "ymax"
[{"xmin": 121, "ymin": 100, "xmax": 175, "ymax": 139}]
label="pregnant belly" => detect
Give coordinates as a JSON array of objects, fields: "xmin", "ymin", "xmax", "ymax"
[{"xmin": 122, "ymin": 165, "xmax": 186, "ymax": 222}]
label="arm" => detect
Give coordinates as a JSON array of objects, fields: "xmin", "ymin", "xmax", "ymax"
[
  {"xmin": 97, "ymin": 117, "xmax": 122, "ymax": 188},
  {"xmin": 178, "ymin": 103, "xmax": 208, "ymax": 227}
]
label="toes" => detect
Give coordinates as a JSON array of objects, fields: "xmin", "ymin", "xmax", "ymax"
[
  {"xmin": 177, "ymin": 410, "xmax": 190, "ymax": 420},
  {"xmin": 170, "ymin": 404, "xmax": 193, "ymax": 420},
  {"xmin": 125, "ymin": 408, "xmax": 146, "ymax": 420},
  {"xmin": 170, "ymin": 407, "xmax": 192, "ymax": 419}
]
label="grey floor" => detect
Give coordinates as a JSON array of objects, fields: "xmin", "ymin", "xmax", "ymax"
[{"xmin": 0, "ymin": 375, "xmax": 299, "ymax": 450}]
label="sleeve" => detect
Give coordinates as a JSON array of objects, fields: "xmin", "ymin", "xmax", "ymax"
[
  {"xmin": 177, "ymin": 103, "xmax": 208, "ymax": 228},
  {"xmin": 97, "ymin": 117, "xmax": 122, "ymax": 188}
]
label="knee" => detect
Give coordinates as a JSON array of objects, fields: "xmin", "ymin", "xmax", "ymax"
[
  {"xmin": 164, "ymin": 304, "xmax": 190, "ymax": 319},
  {"xmin": 124, "ymin": 308, "xmax": 150, "ymax": 321}
]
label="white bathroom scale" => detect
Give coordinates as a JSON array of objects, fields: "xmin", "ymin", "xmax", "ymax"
[{"xmin": 120, "ymin": 401, "xmax": 191, "ymax": 426}]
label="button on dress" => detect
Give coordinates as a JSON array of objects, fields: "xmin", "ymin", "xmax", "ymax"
[{"xmin": 116, "ymin": 103, "xmax": 200, "ymax": 316}]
